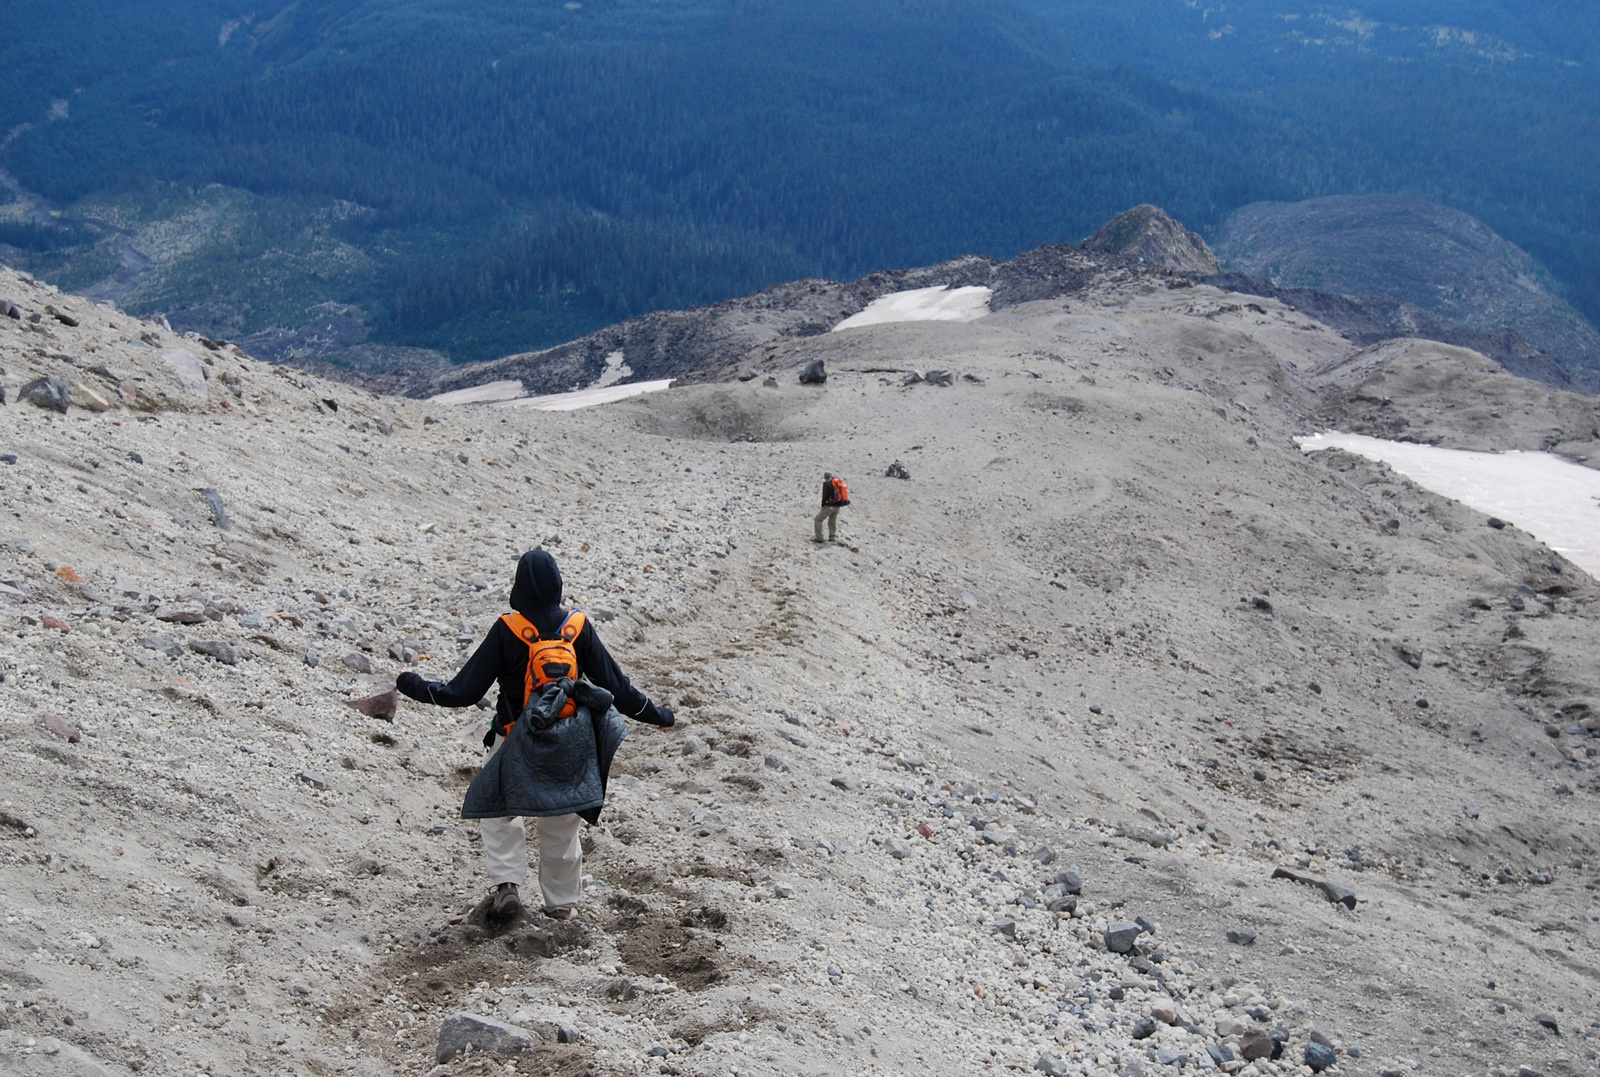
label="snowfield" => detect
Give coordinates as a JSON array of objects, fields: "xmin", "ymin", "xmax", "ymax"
[
  {"xmin": 1297, "ymin": 432, "xmax": 1600, "ymax": 578},
  {"xmin": 832, "ymin": 285, "xmax": 992, "ymax": 330}
]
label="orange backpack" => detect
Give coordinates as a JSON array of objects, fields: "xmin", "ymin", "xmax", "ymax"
[
  {"xmin": 829, "ymin": 477, "xmax": 849, "ymax": 503},
  {"xmin": 497, "ymin": 610, "xmax": 586, "ymax": 732}
]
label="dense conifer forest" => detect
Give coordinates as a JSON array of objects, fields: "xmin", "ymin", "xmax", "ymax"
[{"xmin": 2, "ymin": 0, "xmax": 1596, "ymax": 364}]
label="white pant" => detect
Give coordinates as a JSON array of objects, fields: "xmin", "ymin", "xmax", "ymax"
[{"xmin": 481, "ymin": 812, "xmax": 584, "ymax": 910}]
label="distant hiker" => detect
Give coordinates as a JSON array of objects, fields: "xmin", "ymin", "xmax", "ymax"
[
  {"xmin": 396, "ymin": 549, "xmax": 675, "ymax": 922},
  {"xmin": 813, "ymin": 471, "xmax": 850, "ymax": 542}
]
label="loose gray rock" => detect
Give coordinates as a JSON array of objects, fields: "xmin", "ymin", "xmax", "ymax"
[
  {"xmin": 763, "ymin": 753, "xmax": 791, "ymax": 772},
  {"xmin": 156, "ymin": 607, "xmax": 206, "ymax": 624},
  {"xmin": 298, "ymin": 770, "xmax": 329, "ymax": 791},
  {"xmin": 342, "ymin": 651, "xmax": 374, "ymax": 674},
  {"xmin": 343, "ymin": 689, "xmax": 398, "ymax": 722},
  {"xmin": 885, "ymin": 837, "xmax": 912, "ymax": 860},
  {"xmin": 1104, "ymin": 921, "xmax": 1142, "ymax": 953},
  {"xmin": 200, "ymin": 488, "xmax": 230, "ymax": 531},
  {"xmin": 885, "ymin": 460, "xmax": 911, "ymax": 480},
  {"xmin": 926, "ymin": 369, "xmax": 954, "ymax": 386},
  {"xmin": 1055, "ymin": 868, "xmax": 1082, "ymax": 894},
  {"xmin": 20, "ymin": 377, "xmax": 71, "ymax": 413},
  {"xmin": 1130, "ymin": 1017, "xmax": 1157, "ymax": 1040},
  {"xmin": 1134, "ymin": 914, "xmax": 1157, "ymax": 935},
  {"xmin": 1271, "ymin": 866, "xmax": 1357, "ymax": 910},
  {"xmin": 1226, "ymin": 927, "xmax": 1257, "ymax": 945},
  {"xmin": 798, "ymin": 360, "xmax": 828, "ymax": 385},
  {"xmin": 1033, "ymin": 844, "xmax": 1057, "ymax": 865},
  {"xmin": 830, "ymin": 775, "xmax": 862, "ymax": 792},
  {"xmin": 1305, "ymin": 1043, "xmax": 1336, "ymax": 1072},
  {"xmin": 1238, "ymin": 1030, "xmax": 1275, "ymax": 1061},
  {"xmin": 557, "ymin": 1024, "xmax": 581, "ymax": 1044},
  {"xmin": 435, "ymin": 1012, "xmax": 536, "ymax": 1064},
  {"xmin": 1034, "ymin": 1052, "xmax": 1071, "ymax": 1076},
  {"xmin": 0, "ymin": 299, "xmax": 20, "ymax": 320},
  {"xmin": 189, "ymin": 640, "xmax": 238, "ymax": 665},
  {"xmin": 138, "ymin": 634, "xmax": 184, "ymax": 659},
  {"xmin": 304, "ymin": 650, "xmax": 320, "ymax": 668},
  {"xmin": 1534, "ymin": 1013, "xmax": 1560, "ymax": 1035},
  {"xmin": 993, "ymin": 917, "xmax": 1016, "ymax": 939}
]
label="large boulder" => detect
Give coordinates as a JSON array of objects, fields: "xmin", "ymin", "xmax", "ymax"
[{"xmin": 435, "ymin": 1012, "xmax": 537, "ymax": 1064}]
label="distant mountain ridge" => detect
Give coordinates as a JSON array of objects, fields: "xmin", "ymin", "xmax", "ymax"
[{"xmin": 1213, "ymin": 195, "xmax": 1600, "ymax": 392}]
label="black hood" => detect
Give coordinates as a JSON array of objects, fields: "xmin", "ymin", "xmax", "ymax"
[{"xmin": 509, "ymin": 549, "xmax": 564, "ymax": 629}]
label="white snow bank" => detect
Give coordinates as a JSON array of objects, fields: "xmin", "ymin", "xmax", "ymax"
[
  {"xmin": 1297, "ymin": 432, "xmax": 1600, "ymax": 578},
  {"xmin": 497, "ymin": 379, "xmax": 674, "ymax": 412},
  {"xmin": 429, "ymin": 379, "xmax": 527, "ymax": 405},
  {"xmin": 833, "ymin": 286, "xmax": 992, "ymax": 331}
]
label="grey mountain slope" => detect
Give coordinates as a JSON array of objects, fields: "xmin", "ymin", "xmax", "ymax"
[
  {"xmin": 4, "ymin": 262, "xmax": 1600, "ymax": 1077},
  {"xmin": 1213, "ymin": 194, "xmax": 1600, "ymax": 392}
]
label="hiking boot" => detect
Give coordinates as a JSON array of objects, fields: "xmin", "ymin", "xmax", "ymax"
[
  {"xmin": 489, "ymin": 882, "xmax": 521, "ymax": 921},
  {"xmin": 544, "ymin": 906, "xmax": 578, "ymax": 921}
]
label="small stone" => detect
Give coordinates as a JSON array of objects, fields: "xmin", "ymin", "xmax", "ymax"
[
  {"xmin": 1205, "ymin": 1045, "xmax": 1234, "ymax": 1065},
  {"xmin": 343, "ymin": 689, "xmax": 399, "ymax": 722},
  {"xmin": 798, "ymin": 360, "xmax": 828, "ymax": 385},
  {"xmin": 1104, "ymin": 921, "xmax": 1141, "ymax": 953},
  {"xmin": 1055, "ymin": 868, "xmax": 1082, "ymax": 893},
  {"xmin": 189, "ymin": 640, "xmax": 238, "ymax": 665},
  {"xmin": 298, "ymin": 770, "xmax": 329, "ymax": 791},
  {"xmin": 1034, "ymin": 1052, "xmax": 1071, "ymax": 1076},
  {"xmin": 646, "ymin": 1045, "xmax": 670, "ymax": 1057},
  {"xmin": 1381, "ymin": 1069, "xmax": 1404, "ymax": 1077},
  {"xmin": 993, "ymin": 917, "xmax": 1017, "ymax": 938},
  {"xmin": 41, "ymin": 713, "xmax": 82, "ymax": 743},
  {"xmin": 1034, "ymin": 844, "xmax": 1057, "ymax": 865},
  {"xmin": 885, "ymin": 460, "xmax": 911, "ymax": 480},
  {"xmin": 557, "ymin": 1025, "xmax": 580, "ymax": 1044},
  {"xmin": 0, "ymin": 454, "xmax": 15, "ymax": 465},
  {"xmin": 1516, "ymin": 1066, "xmax": 1544, "ymax": 1077},
  {"xmin": 127, "ymin": 451, "xmax": 143, "ymax": 464},
  {"xmin": 20, "ymin": 376, "xmax": 71, "ymax": 413},
  {"xmin": 1155, "ymin": 1050, "xmax": 1188, "ymax": 1066},
  {"xmin": 1534, "ymin": 1013, "xmax": 1559, "ymax": 1035},
  {"xmin": 1463, "ymin": 807, "xmax": 1479, "ymax": 819},
  {"xmin": 763, "ymin": 753, "xmax": 791, "ymax": 772},
  {"xmin": 138, "ymin": 634, "xmax": 184, "ymax": 658},
  {"xmin": 156, "ymin": 607, "xmax": 206, "ymax": 624},
  {"xmin": 1238, "ymin": 1030, "xmax": 1274, "ymax": 1061},
  {"xmin": 1108, "ymin": 986, "xmax": 1124, "ymax": 1001},
  {"xmin": 435, "ymin": 1012, "xmax": 536, "ymax": 1064},
  {"xmin": 200, "ymin": 488, "xmax": 230, "ymax": 530},
  {"xmin": 1487, "ymin": 517, "xmax": 1506, "ymax": 529},
  {"xmin": 1151, "ymin": 1005, "xmax": 1178, "ymax": 1025},
  {"xmin": 1302, "ymin": 1042, "xmax": 1336, "ymax": 1071},
  {"xmin": 1226, "ymin": 926, "xmax": 1257, "ymax": 945},
  {"xmin": 1134, "ymin": 914, "xmax": 1157, "ymax": 935},
  {"xmin": 772, "ymin": 883, "xmax": 795, "ymax": 898},
  {"xmin": 885, "ymin": 837, "xmax": 912, "ymax": 860},
  {"xmin": 1130, "ymin": 1017, "xmax": 1157, "ymax": 1040},
  {"xmin": 303, "ymin": 650, "xmax": 320, "ymax": 668},
  {"xmin": 342, "ymin": 651, "xmax": 373, "ymax": 674}
]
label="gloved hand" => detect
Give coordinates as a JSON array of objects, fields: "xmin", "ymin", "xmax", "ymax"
[
  {"xmin": 396, "ymin": 671, "xmax": 437, "ymax": 702},
  {"xmin": 636, "ymin": 701, "xmax": 676, "ymax": 728}
]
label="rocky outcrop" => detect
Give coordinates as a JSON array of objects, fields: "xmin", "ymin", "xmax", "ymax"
[
  {"xmin": 1213, "ymin": 194, "xmax": 1600, "ymax": 391},
  {"xmin": 1081, "ymin": 204, "xmax": 1221, "ymax": 275}
]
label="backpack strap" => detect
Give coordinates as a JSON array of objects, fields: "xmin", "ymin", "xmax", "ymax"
[
  {"xmin": 558, "ymin": 610, "xmax": 586, "ymax": 643},
  {"xmin": 500, "ymin": 610, "xmax": 539, "ymax": 644}
]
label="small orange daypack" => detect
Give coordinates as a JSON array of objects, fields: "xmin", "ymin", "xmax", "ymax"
[
  {"xmin": 497, "ymin": 610, "xmax": 586, "ymax": 734},
  {"xmin": 829, "ymin": 477, "xmax": 849, "ymax": 503}
]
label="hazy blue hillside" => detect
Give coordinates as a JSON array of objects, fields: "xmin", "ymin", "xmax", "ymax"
[{"xmin": 2, "ymin": 0, "xmax": 1596, "ymax": 367}]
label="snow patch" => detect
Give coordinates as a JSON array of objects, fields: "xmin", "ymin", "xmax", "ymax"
[
  {"xmin": 590, "ymin": 350, "xmax": 632, "ymax": 390},
  {"xmin": 833, "ymin": 286, "xmax": 992, "ymax": 332},
  {"xmin": 428, "ymin": 379, "xmax": 526, "ymax": 406},
  {"xmin": 1297, "ymin": 432, "xmax": 1600, "ymax": 578},
  {"xmin": 498, "ymin": 379, "xmax": 674, "ymax": 412}
]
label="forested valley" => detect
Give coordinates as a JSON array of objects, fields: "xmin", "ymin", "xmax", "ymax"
[{"xmin": 2, "ymin": 0, "xmax": 1596, "ymax": 365}]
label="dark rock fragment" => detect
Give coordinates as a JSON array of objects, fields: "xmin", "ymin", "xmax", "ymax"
[
  {"xmin": 1130, "ymin": 1018, "xmax": 1157, "ymax": 1040},
  {"xmin": 1104, "ymin": 921, "xmax": 1141, "ymax": 953},
  {"xmin": 435, "ymin": 1012, "xmax": 535, "ymax": 1064},
  {"xmin": 41, "ymin": 713, "xmax": 82, "ymax": 743},
  {"xmin": 1487, "ymin": 517, "xmax": 1506, "ymax": 529},
  {"xmin": 189, "ymin": 640, "xmax": 238, "ymax": 665},
  {"xmin": 798, "ymin": 360, "xmax": 827, "ymax": 384},
  {"xmin": 1238, "ymin": 1030, "xmax": 1274, "ymax": 1061},
  {"xmin": 1226, "ymin": 926, "xmax": 1257, "ymax": 945},
  {"xmin": 1534, "ymin": 1013, "xmax": 1560, "ymax": 1035},
  {"xmin": 20, "ymin": 376, "xmax": 71, "ymax": 413},
  {"xmin": 1270, "ymin": 866, "xmax": 1357, "ymax": 909},
  {"xmin": 1305, "ymin": 1042, "xmax": 1336, "ymax": 1072},
  {"xmin": 885, "ymin": 460, "xmax": 911, "ymax": 480}
]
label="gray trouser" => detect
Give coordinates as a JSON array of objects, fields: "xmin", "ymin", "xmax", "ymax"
[
  {"xmin": 814, "ymin": 506, "xmax": 840, "ymax": 541},
  {"xmin": 478, "ymin": 735, "xmax": 583, "ymax": 910}
]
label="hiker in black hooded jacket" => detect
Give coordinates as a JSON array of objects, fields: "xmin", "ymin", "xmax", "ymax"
[{"xmin": 396, "ymin": 549, "xmax": 673, "ymax": 921}]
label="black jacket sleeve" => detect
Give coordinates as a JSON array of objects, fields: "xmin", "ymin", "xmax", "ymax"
[
  {"xmin": 574, "ymin": 619, "xmax": 674, "ymax": 724},
  {"xmin": 397, "ymin": 621, "xmax": 512, "ymax": 708}
]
